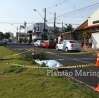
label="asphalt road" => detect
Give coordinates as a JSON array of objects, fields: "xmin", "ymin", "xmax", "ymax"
[
  {"xmin": 7, "ymin": 44, "xmax": 99, "ymax": 90},
  {"xmin": 7, "ymin": 44, "xmax": 96, "ymax": 65},
  {"xmin": 64, "ymin": 67, "xmax": 99, "ymax": 88}
]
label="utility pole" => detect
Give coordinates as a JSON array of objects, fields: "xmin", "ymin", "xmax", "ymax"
[
  {"xmin": 17, "ymin": 26, "xmax": 18, "ymax": 32},
  {"xmin": 54, "ymin": 12, "xmax": 56, "ymax": 33},
  {"xmin": 43, "ymin": 8, "xmax": 46, "ymax": 32},
  {"xmin": 62, "ymin": 21, "xmax": 63, "ymax": 32}
]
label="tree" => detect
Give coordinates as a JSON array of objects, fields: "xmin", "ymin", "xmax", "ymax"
[
  {"xmin": 54, "ymin": 27, "xmax": 59, "ymax": 33},
  {"xmin": 42, "ymin": 32, "xmax": 48, "ymax": 40},
  {"xmin": 82, "ymin": 31, "xmax": 91, "ymax": 46},
  {"xmin": 64, "ymin": 24, "xmax": 74, "ymax": 32},
  {"xmin": 0, "ymin": 32, "xmax": 4, "ymax": 40},
  {"xmin": 28, "ymin": 31, "xmax": 32, "ymax": 44},
  {"xmin": 4, "ymin": 33, "xmax": 10, "ymax": 39}
]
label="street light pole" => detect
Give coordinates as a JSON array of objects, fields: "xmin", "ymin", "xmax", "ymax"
[
  {"xmin": 43, "ymin": 8, "xmax": 46, "ymax": 32},
  {"xmin": 54, "ymin": 12, "xmax": 56, "ymax": 33},
  {"xmin": 33, "ymin": 8, "xmax": 47, "ymax": 32},
  {"xmin": 62, "ymin": 21, "xmax": 63, "ymax": 32}
]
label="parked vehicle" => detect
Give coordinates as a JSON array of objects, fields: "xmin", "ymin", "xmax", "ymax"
[
  {"xmin": 0, "ymin": 40, "xmax": 7, "ymax": 45},
  {"xmin": 41, "ymin": 40, "xmax": 56, "ymax": 48},
  {"xmin": 56, "ymin": 40, "xmax": 81, "ymax": 52},
  {"xmin": 33, "ymin": 40, "xmax": 42, "ymax": 47},
  {"xmin": 41, "ymin": 40, "xmax": 49, "ymax": 48},
  {"xmin": 7, "ymin": 40, "xmax": 17, "ymax": 44}
]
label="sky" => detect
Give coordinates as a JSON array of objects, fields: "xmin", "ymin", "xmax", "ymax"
[{"xmin": 0, "ymin": 0, "xmax": 99, "ymax": 35}]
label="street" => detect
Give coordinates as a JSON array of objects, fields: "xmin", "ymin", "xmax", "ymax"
[
  {"xmin": 6, "ymin": 44, "xmax": 99, "ymax": 91},
  {"xmin": 1, "ymin": 1, "xmax": 99, "ymax": 97},
  {"xmin": 7, "ymin": 44, "xmax": 96, "ymax": 65}
]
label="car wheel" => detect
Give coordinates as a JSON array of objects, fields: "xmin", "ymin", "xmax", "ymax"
[{"xmin": 65, "ymin": 47, "xmax": 68, "ymax": 52}]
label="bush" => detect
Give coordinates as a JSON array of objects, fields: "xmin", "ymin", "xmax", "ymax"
[
  {"xmin": 32, "ymin": 52, "xmax": 48, "ymax": 60},
  {"xmin": 23, "ymin": 52, "xmax": 33, "ymax": 61},
  {"xmin": 32, "ymin": 60, "xmax": 38, "ymax": 65}
]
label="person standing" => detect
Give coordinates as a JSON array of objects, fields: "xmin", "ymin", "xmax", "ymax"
[{"xmin": 58, "ymin": 34, "xmax": 63, "ymax": 44}]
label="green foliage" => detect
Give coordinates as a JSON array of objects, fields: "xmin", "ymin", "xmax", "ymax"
[
  {"xmin": 42, "ymin": 32, "xmax": 48, "ymax": 40},
  {"xmin": 0, "ymin": 46, "xmax": 99, "ymax": 98},
  {"xmin": 23, "ymin": 52, "xmax": 33, "ymax": 61},
  {"xmin": 0, "ymin": 69, "xmax": 99, "ymax": 98},
  {"xmin": 0, "ymin": 32, "xmax": 4, "ymax": 40},
  {"xmin": 23, "ymin": 38, "xmax": 28, "ymax": 43},
  {"xmin": 3, "ymin": 66, "xmax": 26, "ymax": 74},
  {"xmin": 82, "ymin": 32, "xmax": 91, "ymax": 39},
  {"xmin": 0, "ymin": 32, "xmax": 11, "ymax": 40},
  {"xmin": 32, "ymin": 60, "xmax": 37, "ymax": 64},
  {"xmin": 0, "ymin": 46, "xmax": 15, "ymax": 56},
  {"xmin": 54, "ymin": 27, "xmax": 60, "ymax": 33},
  {"xmin": 32, "ymin": 52, "xmax": 48, "ymax": 60},
  {"xmin": 4, "ymin": 32, "xmax": 10, "ymax": 39},
  {"xmin": 64, "ymin": 24, "xmax": 74, "ymax": 32}
]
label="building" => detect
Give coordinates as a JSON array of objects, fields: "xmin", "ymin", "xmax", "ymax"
[
  {"xmin": 61, "ymin": 32, "xmax": 73, "ymax": 40},
  {"xmin": 34, "ymin": 23, "xmax": 48, "ymax": 33},
  {"xmin": 16, "ymin": 32, "xmax": 29, "ymax": 43},
  {"xmin": 73, "ymin": 8, "xmax": 99, "ymax": 47},
  {"xmin": 16, "ymin": 22, "xmax": 64, "ymax": 43}
]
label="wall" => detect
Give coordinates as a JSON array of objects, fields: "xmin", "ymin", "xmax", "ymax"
[
  {"xmin": 92, "ymin": 32, "xmax": 99, "ymax": 49},
  {"xmin": 88, "ymin": 9, "xmax": 99, "ymax": 26}
]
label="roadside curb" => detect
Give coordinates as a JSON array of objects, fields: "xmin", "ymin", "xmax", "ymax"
[{"xmin": 67, "ymin": 75, "xmax": 96, "ymax": 93}]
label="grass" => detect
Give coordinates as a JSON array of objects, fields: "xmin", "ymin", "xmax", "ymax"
[
  {"xmin": 0, "ymin": 46, "xmax": 99, "ymax": 98},
  {"xmin": 0, "ymin": 46, "xmax": 15, "ymax": 57}
]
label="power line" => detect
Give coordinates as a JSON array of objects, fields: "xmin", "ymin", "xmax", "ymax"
[
  {"xmin": 47, "ymin": 0, "xmax": 67, "ymax": 14},
  {"xmin": 33, "ymin": 9, "xmax": 44, "ymax": 20},
  {"xmin": 47, "ymin": 0, "xmax": 65, "ymax": 9},
  {"xmin": 47, "ymin": 22, "xmax": 80, "ymax": 25},
  {"xmin": 46, "ymin": 1, "xmax": 99, "ymax": 26},
  {"xmin": 0, "ymin": 1, "xmax": 98, "ymax": 27},
  {"xmin": 47, "ymin": 2, "xmax": 99, "ymax": 22},
  {"xmin": 0, "ymin": 22, "xmax": 34, "ymax": 25},
  {"xmin": 57, "ymin": 2, "xmax": 99, "ymax": 18}
]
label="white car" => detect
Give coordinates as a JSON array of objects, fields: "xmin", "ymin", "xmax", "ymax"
[
  {"xmin": 56, "ymin": 40, "xmax": 81, "ymax": 52},
  {"xmin": 33, "ymin": 40, "xmax": 42, "ymax": 47}
]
